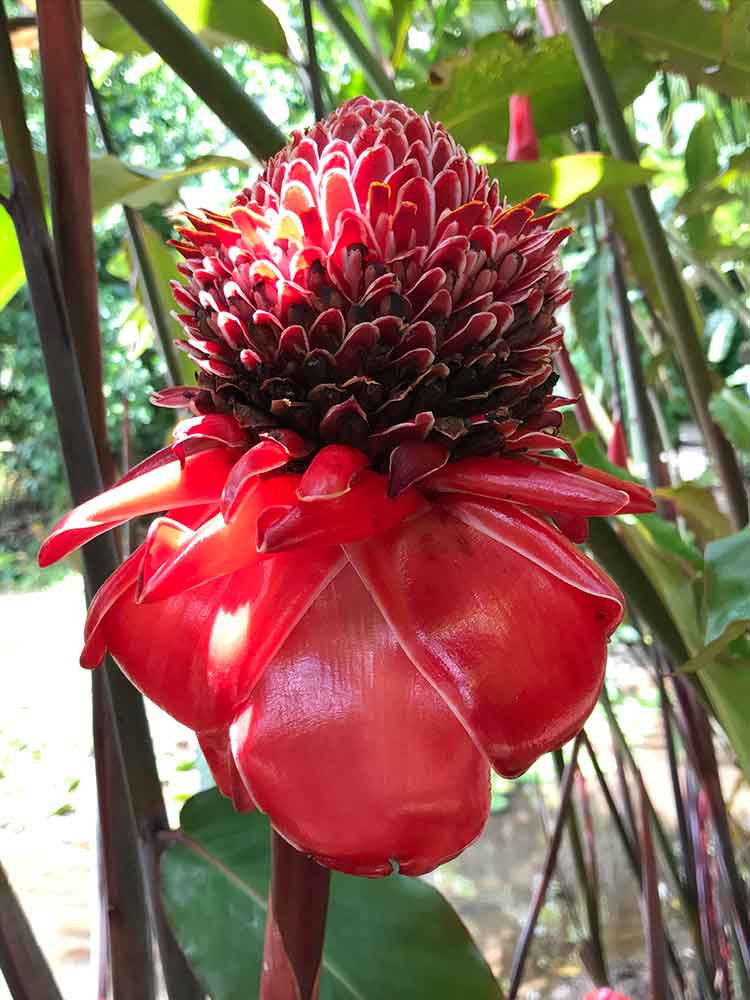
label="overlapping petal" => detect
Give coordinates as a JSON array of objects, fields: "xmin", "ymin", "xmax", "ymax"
[
  {"xmin": 39, "ymin": 447, "xmax": 239, "ymax": 566},
  {"xmin": 231, "ymin": 564, "xmax": 490, "ymax": 876},
  {"xmin": 85, "ymin": 542, "xmax": 345, "ymax": 731},
  {"xmin": 348, "ymin": 504, "xmax": 622, "ymax": 777}
]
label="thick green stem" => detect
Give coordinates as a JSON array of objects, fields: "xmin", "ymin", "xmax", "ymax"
[
  {"xmin": 560, "ymin": 0, "xmax": 748, "ymax": 529},
  {"xmin": 610, "ymin": 242, "xmax": 666, "ymax": 490},
  {"xmin": 107, "ymin": 0, "xmax": 285, "ymax": 159},
  {"xmin": 315, "ymin": 0, "xmax": 398, "ymax": 100}
]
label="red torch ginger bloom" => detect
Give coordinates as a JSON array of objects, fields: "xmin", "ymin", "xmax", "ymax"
[{"xmin": 40, "ymin": 97, "xmax": 653, "ymax": 877}]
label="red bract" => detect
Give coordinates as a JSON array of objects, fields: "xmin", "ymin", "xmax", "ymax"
[
  {"xmin": 583, "ymin": 990, "xmax": 632, "ymax": 1000},
  {"xmin": 507, "ymin": 94, "xmax": 540, "ymax": 162},
  {"xmin": 41, "ymin": 97, "xmax": 652, "ymax": 877}
]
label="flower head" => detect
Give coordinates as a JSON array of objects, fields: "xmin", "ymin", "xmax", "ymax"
[{"xmin": 40, "ymin": 97, "xmax": 653, "ymax": 877}]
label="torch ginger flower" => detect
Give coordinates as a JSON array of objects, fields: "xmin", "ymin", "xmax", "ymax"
[{"xmin": 40, "ymin": 97, "xmax": 653, "ymax": 877}]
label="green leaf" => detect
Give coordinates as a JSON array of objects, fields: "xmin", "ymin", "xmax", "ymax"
[
  {"xmin": 709, "ymin": 388, "xmax": 750, "ymax": 452},
  {"xmin": 139, "ymin": 222, "xmax": 195, "ymax": 383},
  {"xmin": 388, "ymin": 0, "xmax": 416, "ymax": 70},
  {"xmin": 82, "ymin": 0, "xmax": 288, "ymax": 56},
  {"xmin": 703, "ymin": 530, "xmax": 750, "ymax": 647},
  {"xmin": 411, "ymin": 31, "xmax": 653, "ymax": 152},
  {"xmin": 0, "ymin": 210, "xmax": 24, "ymax": 311},
  {"xmin": 1, "ymin": 153, "xmax": 246, "ymax": 310},
  {"xmin": 161, "ymin": 790, "xmax": 499, "ymax": 1000},
  {"xmin": 490, "ymin": 153, "xmax": 652, "ymax": 209},
  {"xmin": 88, "ymin": 153, "xmax": 248, "ymax": 212},
  {"xmin": 700, "ymin": 657, "xmax": 750, "ymax": 775},
  {"xmin": 684, "ymin": 115, "xmax": 718, "ymax": 191},
  {"xmin": 655, "ymin": 482, "xmax": 732, "ymax": 545},
  {"xmin": 686, "ymin": 531, "xmax": 750, "ymax": 773},
  {"xmin": 598, "ymin": 0, "xmax": 750, "ymax": 98}
]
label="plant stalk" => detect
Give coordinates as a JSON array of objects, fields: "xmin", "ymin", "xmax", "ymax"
[
  {"xmin": 302, "ymin": 0, "xmax": 325, "ymax": 120},
  {"xmin": 107, "ymin": 0, "xmax": 285, "ymax": 160},
  {"xmin": 36, "ymin": 0, "xmax": 114, "ymax": 483},
  {"xmin": 87, "ymin": 74, "xmax": 186, "ymax": 387},
  {"xmin": 560, "ymin": 0, "xmax": 748, "ymax": 529},
  {"xmin": 260, "ymin": 831, "xmax": 331, "ymax": 1000},
  {"xmin": 315, "ymin": 0, "xmax": 398, "ymax": 99},
  {"xmin": 0, "ymin": 860, "xmax": 63, "ymax": 1000},
  {"xmin": 507, "ymin": 735, "xmax": 582, "ymax": 999}
]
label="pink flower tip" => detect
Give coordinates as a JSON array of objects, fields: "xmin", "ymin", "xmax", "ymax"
[{"xmin": 507, "ymin": 94, "xmax": 540, "ymax": 163}]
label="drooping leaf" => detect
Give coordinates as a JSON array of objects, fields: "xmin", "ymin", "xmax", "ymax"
[
  {"xmin": 161, "ymin": 791, "xmax": 500, "ymax": 1000},
  {"xmin": 655, "ymin": 482, "xmax": 732, "ymax": 545},
  {"xmin": 598, "ymin": 0, "xmax": 750, "ymax": 98},
  {"xmin": 411, "ymin": 31, "xmax": 653, "ymax": 152},
  {"xmin": 139, "ymin": 222, "xmax": 195, "ymax": 384},
  {"xmin": 82, "ymin": 0, "xmax": 288, "ymax": 56},
  {"xmin": 0, "ymin": 153, "xmax": 247, "ymax": 310},
  {"xmin": 491, "ymin": 153, "xmax": 652, "ymax": 209},
  {"xmin": 709, "ymin": 388, "xmax": 750, "ymax": 452},
  {"xmin": 703, "ymin": 530, "xmax": 750, "ymax": 647},
  {"xmin": 684, "ymin": 115, "xmax": 719, "ymax": 191},
  {"xmin": 88, "ymin": 154, "xmax": 249, "ymax": 212},
  {"xmin": 681, "ymin": 531, "xmax": 750, "ymax": 772}
]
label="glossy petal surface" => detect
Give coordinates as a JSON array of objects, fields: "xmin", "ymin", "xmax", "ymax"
[
  {"xmin": 39, "ymin": 447, "xmax": 237, "ymax": 566},
  {"xmin": 88, "ymin": 546, "xmax": 344, "ymax": 731},
  {"xmin": 231, "ymin": 564, "xmax": 490, "ymax": 876},
  {"xmin": 348, "ymin": 506, "xmax": 622, "ymax": 777},
  {"xmin": 422, "ymin": 455, "xmax": 629, "ymax": 514}
]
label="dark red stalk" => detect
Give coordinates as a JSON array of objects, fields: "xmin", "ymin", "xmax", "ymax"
[
  {"xmin": 582, "ymin": 733, "xmax": 687, "ymax": 993},
  {"xmin": 36, "ymin": 0, "xmax": 114, "ymax": 484},
  {"xmin": 260, "ymin": 831, "xmax": 331, "ymax": 1000},
  {"xmin": 555, "ymin": 341, "xmax": 595, "ymax": 434},
  {"xmin": 0, "ymin": 860, "xmax": 63, "ymax": 1000},
  {"xmin": 552, "ymin": 748, "xmax": 608, "ymax": 986},
  {"xmin": 507, "ymin": 735, "xmax": 582, "ymax": 999},
  {"xmin": 673, "ymin": 679, "xmax": 750, "ymax": 980},
  {"xmin": 0, "ymin": 10, "xmax": 200, "ymax": 997},
  {"xmin": 637, "ymin": 776, "xmax": 669, "ymax": 1000}
]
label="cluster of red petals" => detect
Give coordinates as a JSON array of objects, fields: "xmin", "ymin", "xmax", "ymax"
[{"xmin": 40, "ymin": 98, "xmax": 654, "ymax": 878}]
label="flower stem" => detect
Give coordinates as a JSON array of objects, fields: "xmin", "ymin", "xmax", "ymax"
[
  {"xmin": 261, "ymin": 831, "xmax": 331, "ymax": 1000},
  {"xmin": 560, "ymin": 0, "xmax": 748, "ymax": 529}
]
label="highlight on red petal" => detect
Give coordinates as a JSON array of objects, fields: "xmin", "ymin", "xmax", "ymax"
[
  {"xmin": 172, "ymin": 413, "xmax": 249, "ymax": 449},
  {"xmin": 220, "ymin": 439, "xmax": 290, "ymax": 522},
  {"xmin": 87, "ymin": 547, "xmax": 346, "ymax": 733},
  {"xmin": 506, "ymin": 94, "xmax": 540, "ymax": 162},
  {"xmin": 422, "ymin": 455, "xmax": 630, "ymax": 515},
  {"xmin": 231, "ymin": 563, "xmax": 490, "ymax": 877},
  {"xmin": 257, "ymin": 470, "xmax": 427, "ymax": 554},
  {"xmin": 38, "ymin": 447, "xmax": 237, "ymax": 567},
  {"xmin": 138, "ymin": 475, "xmax": 300, "ymax": 602},
  {"xmin": 388, "ymin": 440, "xmax": 450, "ymax": 498},
  {"xmin": 296, "ymin": 445, "xmax": 370, "ymax": 501},
  {"xmin": 539, "ymin": 456, "xmax": 656, "ymax": 514},
  {"xmin": 348, "ymin": 504, "xmax": 622, "ymax": 778}
]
